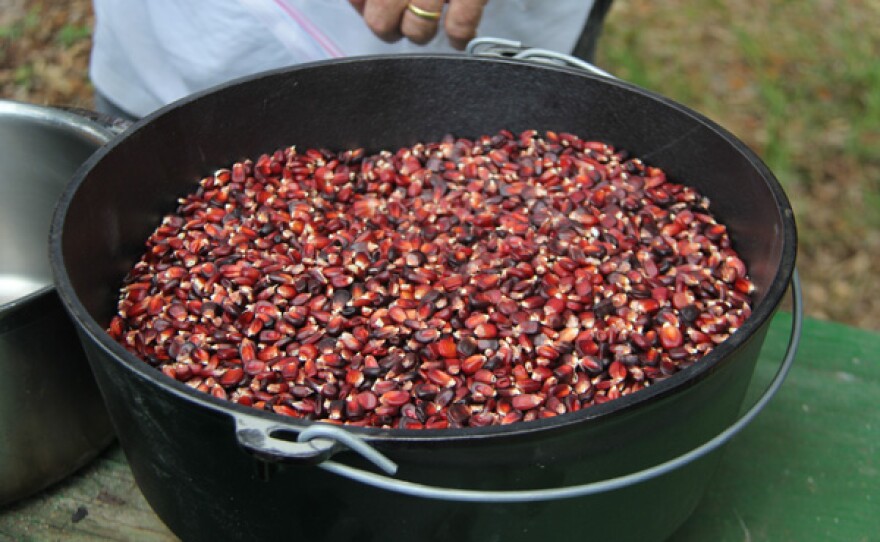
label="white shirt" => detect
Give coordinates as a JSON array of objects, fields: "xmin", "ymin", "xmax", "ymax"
[{"xmin": 90, "ymin": 0, "xmax": 595, "ymax": 117}]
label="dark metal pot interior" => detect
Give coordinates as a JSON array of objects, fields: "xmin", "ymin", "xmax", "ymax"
[{"xmin": 49, "ymin": 56, "xmax": 796, "ymax": 541}]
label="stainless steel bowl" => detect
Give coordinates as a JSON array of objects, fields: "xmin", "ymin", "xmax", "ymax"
[{"xmin": 0, "ymin": 100, "xmax": 116, "ymax": 506}]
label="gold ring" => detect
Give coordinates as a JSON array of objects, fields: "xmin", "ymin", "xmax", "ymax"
[{"xmin": 407, "ymin": 2, "xmax": 442, "ymax": 21}]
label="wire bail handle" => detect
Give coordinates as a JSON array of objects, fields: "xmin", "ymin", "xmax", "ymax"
[{"xmin": 236, "ymin": 272, "xmax": 803, "ymax": 502}]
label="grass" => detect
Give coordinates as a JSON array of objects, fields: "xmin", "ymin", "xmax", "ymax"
[
  {"xmin": 0, "ymin": 7, "xmax": 39, "ymax": 40},
  {"xmin": 0, "ymin": 5, "xmax": 39, "ymax": 89},
  {"xmin": 12, "ymin": 63, "xmax": 34, "ymax": 87},
  {"xmin": 601, "ymin": 1, "xmax": 880, "ymax": 182},
  {"xmin": 1, "ymin": 1, "xmax": 95, "ymax": 107},
  {"xmin": 56, "ymin": 23, "xmax": 91, "ymax": 47}
]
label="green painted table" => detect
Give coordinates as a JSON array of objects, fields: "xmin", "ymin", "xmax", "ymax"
[{"xmin": 1, "ymin": 314, "xmax": 878, "ymax": 541}]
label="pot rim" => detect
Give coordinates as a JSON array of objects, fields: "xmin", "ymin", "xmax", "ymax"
[
  {"xmin": 48, "ymin": 54, "xmax": 798, "ymax": 443},
  {"xmin": 0, "ymin": 100, "xmax": 114, "ymax": 327}
]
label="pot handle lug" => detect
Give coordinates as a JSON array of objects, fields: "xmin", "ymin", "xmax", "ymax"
[
  {"xmin": 234, "ymin": 415, "xmax": 336, "ymax": 465},
  {"xmin": 57, "ymin": 106, "xmax": 132, "ymax": 136},
  {"xmin": 233, "ymin": 415, "xmax": 397, "ymax": 474},
  {"xmin": 466, "ymin": 37, "xmax": 615, "ymax": 79}
]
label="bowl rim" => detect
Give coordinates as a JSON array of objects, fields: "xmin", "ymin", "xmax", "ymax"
[{"xmin": 0, "ymin": 100, "xmax": 114, "ymax": 326}]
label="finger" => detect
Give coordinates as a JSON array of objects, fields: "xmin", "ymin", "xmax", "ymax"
[
  {"xmin": 400, "ymin": 0, "xmax": 445, "ymax": 45},
  {"xmin": 362, "ymin": 0, "xmax": 408, "ymax": 43},
  {"xmin": 444, "ymin": 0, "xmax": 488, "ymax": 50},
  {"xmin": 348, "ymin": 0, "xmax": 367, "ymax": 15}
]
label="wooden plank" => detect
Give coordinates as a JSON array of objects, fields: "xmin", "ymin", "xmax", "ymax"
[
  {"xmin": 0, "ymin": 446, "xmax": 175, "ymax": 541},
  {"xmin": 1, "ymin": 314, "xmax": 877, "ymax": 541}
]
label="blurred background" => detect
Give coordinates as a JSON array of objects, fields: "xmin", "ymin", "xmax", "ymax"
[{"xmin": 2, "ymin": 0, "xmax": 878, "ymax": 330}]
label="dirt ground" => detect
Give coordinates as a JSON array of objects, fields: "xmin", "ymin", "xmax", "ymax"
[{"xmin": 2, "ymin": 0, "xmax": 879, "ymax": 330}]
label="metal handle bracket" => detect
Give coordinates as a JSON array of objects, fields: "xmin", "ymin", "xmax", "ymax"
[
  {"xmin": 466, "ymin": 37, "xmax": 614, "ymax": 79},
  {"xmin": 235, "ymin": 414, "xmax": 397, "ymax": 474}
]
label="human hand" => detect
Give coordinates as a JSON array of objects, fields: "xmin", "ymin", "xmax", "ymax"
[{"xmin": 349, "ymin": 0, "xmax": 489, "ymax": 50}]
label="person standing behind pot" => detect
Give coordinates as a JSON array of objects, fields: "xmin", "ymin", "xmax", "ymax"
[{"xmin": 89, "ymin": 0, "xmax": 613, "ymax": 120}]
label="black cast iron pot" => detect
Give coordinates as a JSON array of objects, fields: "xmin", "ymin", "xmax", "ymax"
[{"xmin": 49, "ymin": 55, "xmax": 797, "ymax": 541}]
